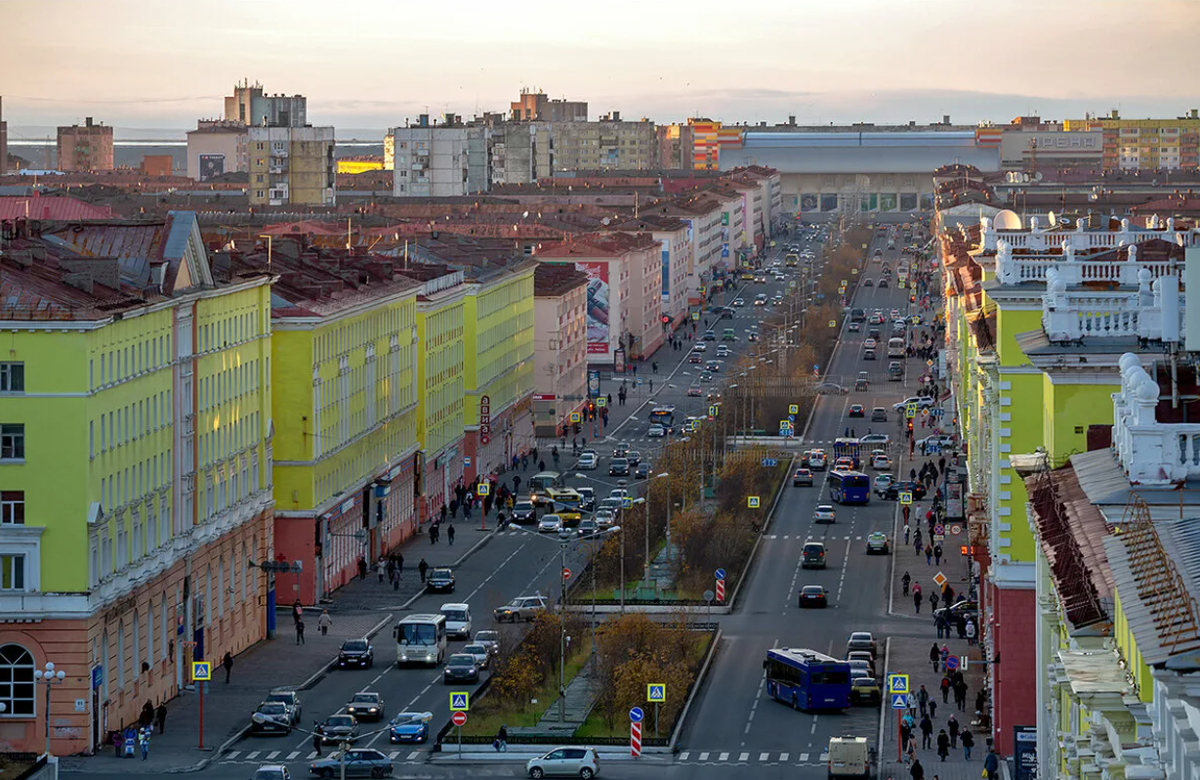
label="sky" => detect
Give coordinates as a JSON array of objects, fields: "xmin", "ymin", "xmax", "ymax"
[{"xmin": 4, "ymin": 0, "xmax": 1200, "ymax": 139}]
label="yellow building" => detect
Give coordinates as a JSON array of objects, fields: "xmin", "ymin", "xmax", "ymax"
[
  {"xmin": 226, "ymin": 246, "xmax": 421, "ymax": 603},
  {"xmin": 1065, "ymin": 110, "xmax": 1200, "ymax": 170},
  {"xmin": 336, "ymin": 158, "xmax": 385, "ymax": 175},
  {"xmin": 0, "ymin": 213, "xmax": 275, "ymax": 755},
  {"xmin": 248, "ymin": 125, "xmax": 337, "ymax": 206}
]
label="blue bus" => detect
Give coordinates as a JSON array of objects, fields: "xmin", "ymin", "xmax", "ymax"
[
  {"xmin": 764, "ymin": 648, "xmax": 852, "ymax": 711},
  {"xmin": 832, "ymin": 437, "xmax": 861, "ymax": 469},
  {"xmin": 830, "ymin": 471, "xmax": 871, "ymax": 504}
]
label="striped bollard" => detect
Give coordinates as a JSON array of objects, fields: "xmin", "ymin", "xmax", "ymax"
[
  {"xmin": 715, "ymin": 578, "xmax": 726, "ymax": 603},
  {"xmin": 631, "ymin": 721, "xmax": 642, "ymax": 757}
]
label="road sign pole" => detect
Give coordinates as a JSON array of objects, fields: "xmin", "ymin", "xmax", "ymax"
[
  {"xmin": 654, "ymin": 702, "xmax": 659, "ymax": 738},
  {"xmin": 458, "ymin": 724, "xmax": 462, "ymax": 759},
  {"xmin": 897, "ymin": 707, "xmax": 902, "ymax": 762},
  {"xmin": 198, "ymin": 678, "xmax": 204, "ymax": 750}
]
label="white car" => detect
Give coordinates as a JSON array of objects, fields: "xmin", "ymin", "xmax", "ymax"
[
  {"xmin": 692, "ymin": 342, "xmax": 707, "ymax": 353},
  {"xmin": 893, "ymin": 396, "xmax": 936, "ymax": 412},
  {"xmin": 814, "ymin": 505, "xmax": 836, "ymax": 524},
  {"xmin": 918, "ymin": 435, "xmax": 956, "ymax": 449},
  {"xmin": 526, "ymin": 747, "xmax": 600, "ymax": 779},
  {"xmin": 859, "ymin": 433, "xmax": 890, "ymax": 445},
  {"xmin": 648, "ymin": 424, "xmax": 666, "ymax": 438},
  {"xmin": 538, "ymin": 515, "xmax": 564, "ymax": 534},
  {"xmin": 577, "ymin": 451, "xmax": 598, "ymax": 470},
  {"xmin": 872, "ymin": 453, "xmax": 892, "ymax": 470},
  {"xmin": 733, "ymin": 297, "xmax": 746, "ymax": 306}
]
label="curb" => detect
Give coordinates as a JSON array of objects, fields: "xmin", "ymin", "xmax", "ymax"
[
  {"xmin": 191, "ymin": 611, "xmax": 395, "ymax": 773},
  {"xmin": 726, "ymin": 453, "xmax": 795, "ymax": 610},
  {"xmin": 668, "ymin": 625, "xmax": 721, "ymax": 751},
  {"xmin": 394, "ymin": 528, "xmax": 498, "ymax": 612},
  {"xmin": 876, "ymin": 635, "xmax": 892, "ymax": 777}
]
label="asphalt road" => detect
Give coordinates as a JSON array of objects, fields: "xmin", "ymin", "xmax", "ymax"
[{"xmin": 93, "ymin": 231, "xmax": 832, "ymax": 780}]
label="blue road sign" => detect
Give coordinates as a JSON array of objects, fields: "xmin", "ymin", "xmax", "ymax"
[
  {"xmin": 778, "ymin": 427, "xmax": 791, "ymax": 437},
  {"xmin": 891, "ymin": 693, "xmax": 909, "ymax": 710},
  {"xmin": 761, "ymin": 458, "xmax": 778, "ymax": 467},
  {"xmin": 647, "ymin": 684, "xmax": 666, "ymax": 703},
  {"xmin": 715, "ymin": 568, "xmax": 727, "ymax": 581},
  {"xmin": 788, "ymin": 414, "xmax": 796, "ymax": 423},
  {"xmin": 629, "ymin": 707, "xmax": 644, "ymax": 723},
  {"xmin": 945, "ymin": 656, "xmax": 960, "ymax": 672},
  {"xmin": 887, "ymin": 674, "xmax": 910, "ymax": 694}
]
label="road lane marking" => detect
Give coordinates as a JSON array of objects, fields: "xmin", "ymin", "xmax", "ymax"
[
  {"xmin": 699, "ymin": 752, "xmax": 709, "ymax": 761},
  {"xmin": 307, "ymin": 751, "xmax": 318, "ymax": 759},
  {"xmin": 738, "ymin": 752, "xmax": 750, "ymax": 762},
  {"xmin": 799, "ymin": 752, "xmax": 809, "ymax": 761},
  {"xmin": 718, "ymin": 752, "xmax": 729, "ymax": 761},
  {"xmin": 267, "ymin": 751, "xmax": 280, "ymax": 759},
  {"xmin": 679, "ymin": 752, "xmax": 689, "ymax": 760},
  {"xmin": 246, "ymin": 751, "xmax": 260, "ymax": 760},
  {"xmin": 780, "ymin": 752, "xmax": 789, "ymax": 761},
  {"xmin": 226, "ymin": 751, "xmax": 240, "ymax": 759},
  {"xmin": 759, "ymin": 752, "xmax": 769, "ymax": 761},
  {"xmin": 467, "ymin": 543, "xmax": 526, "ymax": 600},
  {"xmin": 287, "ymin": 751, "xmax": 300, "ymax": 760},
  {"xmin": 388, "ymin": 751, "xmax": 400, "ymax": 759}
]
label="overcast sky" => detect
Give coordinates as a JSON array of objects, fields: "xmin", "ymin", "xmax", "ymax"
[{"xmin": 5, "ymin": 0, "xmax": 1200, "ymax": 137}]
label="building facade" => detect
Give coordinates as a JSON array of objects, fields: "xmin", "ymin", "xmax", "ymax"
[
  {"xmin": 510, "ymin": 89, "xmax": 587, "ymax": 122},
  {"xmin": 0, "ymin": 213, "xmax": 275, "ymax": 755},
  {"xmin": 1065, "ymin": 110, "xmax": 1200, "ymax": 171},
  {"xmin": 490, "ymin": 123, "xmax": 554, "ymax": 186},
  {"xmin": 56, "ymin": 118, "xmax": 114, "ymax": 172},
  {"xmin": 247, "ymin": 126, "xmax": 337, "ymax": 207},
  {"xmin": 224, "ymin": 80, "xmax": 308, "ymax": 128},
  {"xmin": 390, "ymin": 126, "xmax": 490, "ymax": 197},
  {"xmin": 613, "ymin": 216, "xmax": 692, "ymax": 328},
  {"xmin": 531, "ymin": 263, "xmax": 589, "ymax": 437},
  {"xmin": 657, "ymin": 195, "xmax": 725, "ymax": 305},
  {"xmin": 550, "ymin": 117, "xmax": 657, "ymax": 172},
  {"xmin": 187, "ymin": 120, "xmax": 249, "ymax": 181}
]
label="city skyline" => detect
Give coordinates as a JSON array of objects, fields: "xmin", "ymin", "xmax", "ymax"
[{"xmin": 4, "ymin": 0, "xmax": 1200, "ymax": 134}]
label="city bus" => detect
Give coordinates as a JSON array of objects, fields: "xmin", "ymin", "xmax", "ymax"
[
  {"xmin": 829, "ymin": 470, "xmax": 871, "ymax": 504},
  {"xmin": 393, "ymin": 614, "xmax": 447, "ymax": 666},
  {"xmin": 832, "ymin": 437, "xmax": 862, "ymax": 469},
  {"xmin": 648, "ymin": 406, "xmax": 677, "ymax": 427},
  {"xmin": 887, "ymin": 337, "xmax": 906, "ymax": 359},
  {"xmin": 763, "ymin": 647, "xmax": 852, "ymax": 711}
]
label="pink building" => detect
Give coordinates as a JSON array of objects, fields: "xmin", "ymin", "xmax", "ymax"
[
  {"xmin": 536, "ymin": 232, "xmax": 664, "ymax": 368},
  {"xmin": 532, "ymin": 263, "xmax": 590, "ymax": 436},
  {"xmin": 612, "ymin": 215, "xmax": 693, "ymax": 329}
]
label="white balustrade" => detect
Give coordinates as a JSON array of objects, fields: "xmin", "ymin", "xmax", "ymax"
[{"xmin": 1112, "ymin": 353, "xmax": 1200, "ymax": 484}]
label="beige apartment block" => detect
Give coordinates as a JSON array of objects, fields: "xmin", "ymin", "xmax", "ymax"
[{"xmin": 248, "ymin": 126, "xmax": 336, "ymax": 207}]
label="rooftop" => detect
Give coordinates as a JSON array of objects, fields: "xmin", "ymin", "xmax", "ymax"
[
  {"xmin": 533, "ymin": 262, "xmax": 589, "ymax": 297},
  {"xmin": 535, "ymin": 232, "xmax": 659, "ymax": 260}
]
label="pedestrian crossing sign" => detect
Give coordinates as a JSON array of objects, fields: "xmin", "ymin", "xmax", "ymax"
[
  {"xmin": 899, "ymin": 492, "xmax": 913, "ymax": 505},
  {"xmin": 891, "ymin": 693, "xmax": 909, "ymax": 710},
  {"xmin": 905, "ymin": 403, "xmax": 918, "ymax": 418},
  {"xmin": 747, "ymin": 496, "xmax": 761, "ymax": 508},
  {"xmin": 191, "ymin": 661, "xmax": 211, "ymax": 682},
  {"xmin": 789, "ymin": 404, "xmax": 799, "ymax": 415},
  {"xmin": 596, "ymin": 397, "xmax": 607, "ymax": 408},
  {"xmin": 449, "ymin": 692, "xmax": 470, "ymax": 711},
  {"xmin": 477, "ymin": 483, "xmax": 490, "ymax": 497},
  {"xmin": 621, "ymin": 497, "xmax": 633, "ymax": 509},
  {"xmin": 570, "ymin": 412, "xmax": 581, "ymax": 423},
  {"xmin": 887, "ymin": 674, "xmax": 909, "ymax": 695},
  {"xmin": 647, "ymin": 684, "xmax": 666, "ymax": 703}
]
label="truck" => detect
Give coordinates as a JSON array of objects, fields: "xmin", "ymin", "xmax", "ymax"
[{"xmin": 826, "ymin": 736, "xmax": 872, "ymax": 778}]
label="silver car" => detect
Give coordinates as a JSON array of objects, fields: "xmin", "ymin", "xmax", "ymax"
[
  {"xmin": 526, "ymin": 747, "xmax": 600, "ymax": 779},
  {"xmin": 309, "ymin": 748, "xmax": 391, "ymax": 778}
]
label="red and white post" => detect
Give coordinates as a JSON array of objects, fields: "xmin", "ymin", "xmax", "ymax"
[
  {"xmin": 715, "ymin": 578, "xmax": 726, "ymax": 603},
  {"xmin": 630, "ymin": 721, "xmax": 642, "ymax": 757}
]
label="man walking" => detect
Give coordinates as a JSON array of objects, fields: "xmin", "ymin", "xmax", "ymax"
[
  {"xmin": 948, "ymin": 714, "xmax": 960, "ymax": 748},
  {"xmin": 919, "ymin": 714, "xmax": 933, "ymax": 749},
  {"xmin": 418, "ymin": 558, "xmax": 429, "ymax": 583},
  {"xmin": 917, "ymin": 684, "xmax": 930, "ymax": 717},
  {"xmin": 296, "ymin": 619, "xmax": 306, "ymax": 644},
  {"xmin": 155, "ymin": 702, "xmax": 167, "ymax": 734},
  {"xmin": 223, "ymin": 651, "xmax": 234, "ymax": 684},
  {"xmin": 447, "ymin": 524, "xmax": 456, "ymax": 546}
]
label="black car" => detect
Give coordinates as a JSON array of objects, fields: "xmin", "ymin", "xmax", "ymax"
[
  {"xmin": 319, "ymin": 713, "xmax": 359, "ymax": 744},
  {"xmin": 511, "ymin": 500, "xmax": 537, "ymax": 524},
  {"xmin": 934, "ymin": 600, "xmax": 979, "ymax": 629},
  {"xmin": 425, "ymin": 567, "xmax": 456, "ymax": 593},
  {"xmin": 442, "ymin": 654, "xmax": 480, "ymax": 684},
  {"xmin": 338, "ymin": 638, "xmax": 374, "ymax": 669},
  {"xmin": 883, "ymin": 480, "xmax": 928, "ymax": 501},
  {"xmin": 635, "ymin": 462, "xmax": 651, "ymax": 479},
  {"xmin": 251, "ymin": 703, "xmax": 292, "ymax": 735}
]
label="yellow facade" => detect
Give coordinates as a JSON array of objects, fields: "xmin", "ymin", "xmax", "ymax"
[
  {"xmin": 336, "ymin": 159, "xmax": 385, "ymax": 175},
  {"xmin": 416, "ymin": 289, "xmax": 466, "ymax": 459},
  {"xmin": 271, "ymin": 292, "xmax": 420, "ymax": 515},
  {"xmin": 463, "ymin": 266, "xmax": 536, "ymax": 427}
]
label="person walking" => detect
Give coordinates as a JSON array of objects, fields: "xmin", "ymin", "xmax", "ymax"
[
  {"xmin": 965, "ymin": 619, "xmax": 977, "ymax": 646},
  {"xmin": 917, "ymin": 684, "xmax": 930, "ymax": 717},
  {"xmin": 930, "ymin": 592, "xmax": 940, "ymax": 614},
  {"xmin": 914, "ymin": 588, "xmax": 923, "ymax": 614},
  {"xmin": 902, "ymin": 572, "xmax": 911, "ymax": 596},
  {"xmin": 983, "ymin": 750, "xmax": 999, "ymax": 779},
  {"xmin": 318, "ymin": 610, "xmax": 333, "ymax": 637},
  {"xmin": 447, "ymin": 524, "xmax": 455, "ymax": 546},
  {"xmin": 418, "ymin": 558, "xmax": 429, "ymax": 583},
  {"xmin": 929, "ymin": 642, "xmax": 940, "ymax": 672},
  {"xmin": 936, "ymin": 729, "xmax": 950, "ymax": 762},
  {"xmin": 955, "ymin": 679, "xmax": 969, "ymax": 712},
  {"xmin": 925, "ymin": 544, "xmax": 933, "ymax": 565},
  {"xmin": 933, "ymin": 544, "xmax": 943, "ymax": 565},
  {"xmin": 292, "ymin": 599, "xmax": 303, "ymax": 624},
  {"xmin": 919, "ymin": 714, "xmax": 933, "ymax": 749},
  {"xmin": 947, "ymin": 714, "xmax": 960, "ymax": 748},
  {"xmin": 928, "ymin": 699, "xmax": 938, "ymax": 721},
  {"xmin": 296, "ymin": 619, "xmax": 306, "ymax": 644},
  {"xmin": 357, "ymin": 556, "xmax": 368, "ymax": 580},
  {"xmin": 905, "ymin": 734, "xmax": 918, "ymax": 765},
  {"xmin": 940, "ymin": 675, "xmax": 951, "ymax": 704},
  {"xmin": 138, "ymin": 726, "xmax": 150, "ymax": 760},
  {"xmin": 904, "ymin": 524, "xmax": 911, "ymax": 545},
  {"xmin": 223, "ymin": 651, "xmax": 234, "ymax": 684},
  {"xmin": 935, "ymin": 612, "xmax": 947, "ymax": 639},
  {"xmin": 155, "ymin": 702, "xmax": 167, "ymax": 734},
  {"xmin": 312, "ymin": 724, "xmax": 324, "ymax": 757},
  {"xmin": 377, "ymin": 556, "xmax": 386, "ymax": 582},
  {"xmin": 496, "ymin": 724, "xmax": 508, "ymax": 752},
  {"xmin": 961, "ymin": 729, "xmax": 974, "ymax": 760}
]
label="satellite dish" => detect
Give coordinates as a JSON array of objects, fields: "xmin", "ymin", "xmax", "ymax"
[
  {"xmin": 1034, "ymin": 172, "xmax": 1043, "ymax": 181},
  {"xmin": 602, "ymin": 217, "xmax": 611, "ymax": 226},
  {"xmin": 1048, "ymin": 211, "xmax": 1057, "ymax": 225},
  {"xmin": 523, "ymin": 211, "xmax": 529, "ymax": 219}
]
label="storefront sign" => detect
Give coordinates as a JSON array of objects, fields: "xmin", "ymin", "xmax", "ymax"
[{"xmin": 480, "ymin": 395, "xmax": 491, "ymax": 445}]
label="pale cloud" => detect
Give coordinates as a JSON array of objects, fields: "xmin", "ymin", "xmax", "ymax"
[{"xmin": 3, "ymin": 0, "xmax": 1199, "ymax": 133}]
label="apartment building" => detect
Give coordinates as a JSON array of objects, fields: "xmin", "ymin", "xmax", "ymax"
[
  {"xmin": 224, "ymin": 79, "xmax": 307, "ymax": 128},
  {"xmin": 550, "ymin": 115, "xmax": 657, "ymax": 172},
  {"xmin": 187, "ymin": 120, "xmax": 249, "ymax": 180},
  {"xmin": 391, "ymin": 125, "xmax": 490, "ymax": 197},
  {"xmin": 0, "ymin": 214, "xmax": 275, "ymax": 755},
  {"xmin": 56, "ymin": 118, "xmax": 114, "ymax": 172},
  {"xmin": 532, "ymin": 263, "xmax": 589, "ymax": 437},
  {"xmin": 490, "ymin": 123, "xmax": 554, "ymax": 186},
  {"xmin": 1065, "ymin": 109, "xmax": 1200, "ymax": 170},
  {"xmin": 247, "ymin": 125, "xmax": 337, "ymax": 207},
  {"xmin": 656, "ymin": 194, "xmax": 725, "ymax": 305},
  {"xmin": 221, "ymin": 244, "xmax": 421, "ymax": 604},
  {"xmin": 612, "ymin": 215, "xmax": 692, "ymax": 327},
  {"xmin": 510, "ymin": 89, "xmax": 587, "ymax": 122}
]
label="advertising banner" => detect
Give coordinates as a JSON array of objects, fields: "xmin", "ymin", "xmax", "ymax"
[
  {"xmin": 900, "ymin": 193, "xmax": 918, "ymax": 211},
  {"xmin": 821, "ymin": 194, "xmax": 839, "ymax": 212},
  {"xmin": 880, "ymin": 193, "xmax": 897, "ymax": 211},
  {"xmin": 576, "ymin": 261, "xmax": 611, "ymax": 355},
  {"xmin": 198, "ymin": 154, "xmax": 225, "ymax": 182},
  {"xmin": 800, "ymin": 194, "xmax": 819, "ymax": 212},
  {"xmin": 661, "ymin": 237, "xmax": 671, "ymax": 306},
  {"xmin": 1013, "ymin": 726, "xmax": 1037, "ymax": 780}
]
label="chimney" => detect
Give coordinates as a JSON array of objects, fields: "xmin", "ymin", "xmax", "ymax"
[
  {"xmin": 943, "ymin": 115, "xmax": 950, "ymax": 126},
  {"xmin": 85, "ymin": 117, "xmax": 94, "ymax": 128},
  {"xmin": 788, "ymin": 115, "xmax": 796, "ymax": 126}
]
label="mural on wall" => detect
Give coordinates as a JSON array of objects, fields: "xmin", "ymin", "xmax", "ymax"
[{"xmin": 575, "ymin": 261, "xmax": 611, "ymax": 355}]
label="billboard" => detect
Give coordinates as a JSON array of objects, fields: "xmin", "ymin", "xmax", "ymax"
[
  {"xmin": 820, "ymin": 194, "xmax": 839, "ymax": 212},
  {"xmin": 900, "ymin": 193, "xmax": 918, "ymax": 212},
  {"xmin": 800, "ymin": 194, "xmax": 818, "ymax": 212},
  {"xmin": 880, "ymin": 193, "xmax": 897, "ymax": 212},
  {"xmin": 198, "ymin": 154, "xmax": 225, "ymax": 182},
  {"xmin": 575, "ymin": 261, "xmax": 611, "ymax": 356}
]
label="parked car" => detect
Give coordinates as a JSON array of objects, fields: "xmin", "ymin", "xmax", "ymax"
[
  {"xmin": 425, "ymin": 567, "xmax": 456, "ymax": 593},
  {"xmin": 251, "ymin": 702, "xmax": 293, "ymax": 735},
  {"xmin": 387, "ymin": 711, "xmax": 432, "ymax": 744},
  {"xmin": 320, "ymin": 713, "xmax": 360, "ymax": 743},
  {"xmin": 934, "ymin": 600, "xmax": 979, "ymax": 629},
  {"xmin": 337, "ymin": 638, "xmax": 374, "ymax": 669},
  {"xmin": 308, "ymin": 748, "xmax": 392, "ymax": 778},
  {"xmin": 847, "ymin": 652, "xmax": 877, "ymax": 676},
  {"xmin": 525, "ymin": 747, "xmax": 601, "ymax": 779},
  {"xmin": 792, "ymin": 468, "xmax": 814, "ymax": 487},
  {"xmin": 846, "ymin": 631, "xmax": 878, "ymax": 657},
  {"xmin": 262, "ymin": 690, "xmax": 302, "ymax": 726},
  {"xmin": 494, "ymin": 596, "xmax": 548, "ymax": 622},
  {"xmin": 798, "ymin": 585, "xmax": 829, "ymax": 608},
  {"xmin": 851, "ymin": 676, "xmax": 882, "ymax": 706},
  {"xmin": 442, "ymin": 653, "xmax": 480, "ymax": 684},
  {"xmin": 346, "ymin": 692, "xmax": 385, "ymax": 722}
]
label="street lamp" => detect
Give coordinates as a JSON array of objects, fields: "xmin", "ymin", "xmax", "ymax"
[
  {"xmin": 33, "ymin": 662, "xmax": 66, "ymax": 755},
  {"xmin": 508, "ymin": 523, "xmax": 620, "ymax": 723}
]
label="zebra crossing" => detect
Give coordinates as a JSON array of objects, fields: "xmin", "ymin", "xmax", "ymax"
[
  {"xmin": 765, "ymin": 534, "xmax": 864, "ymax": 541},
  {"xmin": 220, "ymin": 748, "xmax": 425, "ymax": 765},
  {"xmin": 676, "ymin": 750, "xmax": 828, "ymax": 766}
]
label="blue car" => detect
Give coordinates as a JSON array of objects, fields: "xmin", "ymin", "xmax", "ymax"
[{"xmin": 388, "ymin": 711, "xmax": 432, "ymax": 744}]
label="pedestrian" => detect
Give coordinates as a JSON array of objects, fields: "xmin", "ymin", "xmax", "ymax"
[
  {"xmin": 292, "ymin": 599, "xmax": 303, "ymax": 624},
  {"xmin": 223, "ymin": 651, "xmax": 233, "ymax": 683},
  {"xmin": 904, "ymin": 524, "xmax": 911, "ymax": 544},
  {"xmin": 919, "ymin": 714, "xmax": 933, "ymax": 748},
  {"xmin": 940, "ymin": 675, "xmax": 950, "ymax": 703},
  {"xmin": 955, "ymin": 680, "xmax": 968, "ymax": 712},
  {"xmin": 396, "ymin": 553, "xmax": 404, "ymax": 577},
  {"xmin": 929, "ymin": 643, "xmax": 940, "ymax": 671},
  {"xmin": 965, "ymin": 619, "xmax": 976, "ymax": 646},
  {"xmin": 138, "ymin": 726, "xmax": 150, "ymax": 760},
  {"xmin": 445, "ymin": 523, "xmax": 455, "ymax": 545},
  {"xmin": 905, "ymin": 734, "xmax": 918, "ymax": 765},
  {"xmin": 496, "ymin": 724, "xmax": 508, "ymax": 752},
  {"xmin": 984, "ymin": 750, "xmax": 999, "ymax": 780},
  {"xmin": 930, "ymin": 592, "xmax": 940, "ymax": 613},
  {"xmin": 296, "ymin": 619, "xmax": 305, "ymax": 644},
  {"xmin": 928, "ymin": 699, "xmax": 937, "ymax": 720},
  {"xmin": 155, "ymin": 702, "xmax": 167, "ymax": 734},
  {"xmin": 948, "ymin": 714, "xmax": 959, "ymax": 748},
  {"xmin": 914, "ymin": 528, "xmax": 922, "ymax": 550},
  {"xmin": 936, "ymin": 729, "xmax": 949, "ymax": 761},
  {"xmin": 914, "ymin": 589, "xmax": 923, "ymax": 614},
  {"xmin": 961, "ymin": 729, "xmax": 974, "ymax": 760},
  {"xmin": 318, "ymin": 610, "xmax": 333, "ymax": 636},
  {"xmin": 139, "ymin": 701, "xmax": 154, "ymax": 729},
  {"xmin": 312, "ymin": 724, "xmax": 324, "ymax": 756},
  {"xmin": 925, "ymin": 544, "xmax": 933, "ymax": 565},
  {"xmin": 933, "ymin": 544, "xmax": 943, "ymax": 565},
  {"xmin": 902, "ymin": 572, "xmax": 911, "ymax": 596},
  {"xmin": 935, "ymin": 613, "xmax": 947, "ymax": 639},
  {"xmin": 917, "ymin": 685, "xmax": 930, "ymax": 717},
  {"xmin": 418, "ymin": 558, "xmax": 429, "ymax": 583},
  {"xmin": 357, "ymin": 556, "xmax": 368, "ymax": 579}
]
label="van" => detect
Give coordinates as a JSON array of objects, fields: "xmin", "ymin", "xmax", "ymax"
[
  {"xmin": 887, "ymin": 337, "xmax": 905, "ymax": 359},
  {"xmin": 802, "ymin": 542, "xmax": 827, "ymax": 569},
  {"xmin": 439, "ymin": 603, "xmax": 472, "ymax": 640},
  {"xmin": 527, "ymin": 472, "xmax": 563, "ymax": 494},
  {"xmin": 827, "ymin": 736, "xmax": 870, "ymax": 778}
]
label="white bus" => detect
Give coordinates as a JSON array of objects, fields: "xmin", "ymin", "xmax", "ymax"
[
  {"xmin": 393, "ymin": 614, "xmax": 447, "ymax": 666},
  {"xmin": 887, "ymin": 337, "xmax": 906, "ymax": 359}
]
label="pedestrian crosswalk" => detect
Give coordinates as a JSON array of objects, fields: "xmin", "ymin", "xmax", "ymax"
[
  {"xmin": 765, "ymin": 534, "xmax": 864, "ymax": 541},
  {"xmin": 677, "ymin": 750, "xmax": 828, "ymax": 766},
  {"xmin": 221, "ymin": 748, "xmax": 425, "ymax": 764}
]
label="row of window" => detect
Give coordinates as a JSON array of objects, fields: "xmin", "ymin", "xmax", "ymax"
[
  {"xmin": 92, "ymin": 332, "xmax": 172, "ymax": 390},
  {"xmin": 91, "ymin": 390, "xmax": 173, "ymax": 458},
  {"xmin": 99, "ymin": 452, "xmax": 172, "ymax": 513},
  {"xmin": 315, "ymin": 309, "xmax": 412, "ymax": 365},
  {"xmin": 201, "ymin": 454, "xmax": 260, "ymax": 521},
  {"xmin": 200, "ymin": 359, "xmax": 261, "ymax": 412},
  {"xmin": 199, "ymin": 411, "xmax": 261, "ymax": 469},
  {"xmin": 313, "ymin": 423, "xmax": 413, "ymax": 509},
  {"xmin": 197, "ymin": 309, "xmax": 265, "ymax": 354},
  {"xmin": 91, "ymin": 497, "xmax": 170, "ymax": 585}
]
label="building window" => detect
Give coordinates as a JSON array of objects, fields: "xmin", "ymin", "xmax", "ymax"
[
  {"xmin": 0, "ymin": 554, "xmax": 26, "ymax": 591},
  {"xmin": 0, "ymin": 363, "xmax": 24, "ymax": 393},
  {"xmin": 0, "ymin": 644, "xmax": 35, "ymax": 716},
  {"xmin": 0, "ymin": 424, "xmax": 24, "ymax": 460},
  {"xmin": 0, "ymin": 491, "xmax": 23, "ymax": 525}
]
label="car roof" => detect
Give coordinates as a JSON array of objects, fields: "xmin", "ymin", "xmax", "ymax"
[{"xmin": 440, "ymin": 602, "xmax": 469, "ymax": 609}]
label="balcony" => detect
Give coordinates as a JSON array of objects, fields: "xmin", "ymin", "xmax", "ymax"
[
  {"xmin": 1042, "ymin": 271, "xmax": 1182, "ymax": 342},
  {"xmin": 996, "ymin": 240, "xmax": 1181, "ymax": 287}
]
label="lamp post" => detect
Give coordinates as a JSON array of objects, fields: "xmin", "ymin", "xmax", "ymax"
[{"xmin": 33, "ymin": 662, "xmax": 66, "ymax": 755}]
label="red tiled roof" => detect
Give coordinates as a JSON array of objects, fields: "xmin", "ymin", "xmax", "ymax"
[{"xmin": 0, "ymin": 196, "xmax": 114, "ymax": 221}]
